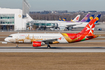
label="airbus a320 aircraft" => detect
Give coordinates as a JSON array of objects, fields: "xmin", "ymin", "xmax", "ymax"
[{"xmin": 5, "ymin": 18, "xmax": 99, "ymax": 48}]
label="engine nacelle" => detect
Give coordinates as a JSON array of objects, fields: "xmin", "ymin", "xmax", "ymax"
[{"xmin": 32, "ymin": 41, "xmax": 45, "ymax": 47}]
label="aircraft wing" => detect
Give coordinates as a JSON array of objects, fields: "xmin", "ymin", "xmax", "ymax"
[{"xmin": 66, "ymin": 24, "xmax": 77, "ymax": 27}]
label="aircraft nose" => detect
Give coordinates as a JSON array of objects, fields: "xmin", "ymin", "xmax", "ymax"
[{"xmin": 4, "ymin": 38, "xmax": 9, "ymax": 42}]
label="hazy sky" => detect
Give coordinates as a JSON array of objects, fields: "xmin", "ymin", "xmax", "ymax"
[{"xmin": 0, "ymin": 0, "xmax": 105, "ymax": 11}]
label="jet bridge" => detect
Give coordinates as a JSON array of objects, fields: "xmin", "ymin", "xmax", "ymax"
[{"xmin": 26, "ymin": 21, "xmax": 58, "ymax": 30}]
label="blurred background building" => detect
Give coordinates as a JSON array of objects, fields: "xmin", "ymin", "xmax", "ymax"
[{"xmin": 0, "ymin": 0, "xmax": 33, "ymax": 31}]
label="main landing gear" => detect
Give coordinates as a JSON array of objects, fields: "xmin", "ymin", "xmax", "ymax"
[{"xmin": 47, "ymin": 43, "xmax": 51, "ymax": 49}]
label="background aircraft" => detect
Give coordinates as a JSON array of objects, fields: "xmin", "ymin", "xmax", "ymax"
[
  {"xmin": 72, "ymin": 14, "xmax": 101, "ymax": 29},
  {"xmin": 29, "ymin": 13, "xmax": 90, "ymax": 30}
]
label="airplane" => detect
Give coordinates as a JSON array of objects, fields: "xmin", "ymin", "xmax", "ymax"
[
  {"xmin": 55, "ymin": 13, "xmax": 96, "ymax": 30},
  {"xmin": 4, "ymin": 18, "xmax": 99, "ymax": 48},
  {"xmin": 65, "ymin": 14, "xmax": 95, "ymax": 30}
]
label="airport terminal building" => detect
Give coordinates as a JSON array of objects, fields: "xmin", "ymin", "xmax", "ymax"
[
  {"xmin": 0, "ymin": 0, "xmax": 33, "ymax": 31},
  {"xmin": 0, "ymin": 0, "xmax": 62, "ymax": 31}
]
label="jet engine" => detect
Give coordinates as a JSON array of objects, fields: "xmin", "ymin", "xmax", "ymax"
[{"xmin": 32, "ymin": 41, "xmax": 45, "ymax": 47}]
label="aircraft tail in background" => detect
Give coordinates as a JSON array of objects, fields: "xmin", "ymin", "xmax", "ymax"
[
  {"xmin": 94, "ymin": 14, "xmax": 101, "ymax": 24},
  {"xmin": 80, "ymin": 13, "xmax": 90, "ymax": 22},
  {"xmin": 62, "ymin": 18, "xmax": 66, "ymax": 21},
  {"xmin": 59, "ymin": 18, "xmax": 66, "ymax": 21},
  {"xmin": 86, "ymin": 14, "xmax": 95, "ymax": 22},
  {"xmin": 71, "ymin": 15, "xmax": 80, "ymax": 22},
  {"xmin": 59, "ymin": 18, "xmax": 62, "ymax": 21}
]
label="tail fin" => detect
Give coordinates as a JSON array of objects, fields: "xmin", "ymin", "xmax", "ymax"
[
  {"xmin": 71, "ymin": 15, "xmax": 80, "ymax": 22},
  {"xmin": 80, "ymin": 13, "xmax": 90, "ymax": 22},
  {"xmin": 71, "ymin": 19, "xmax": 98, "ymax": 42},
  {"xmin": 79, "ymin": 19, "xmax": 97, "ymax": 35},
  {"xmin": 94, "ymin": 14, "xmax": 101, "ymax": 24},
  {"xmin": 59, "ymin": 18, "xmax": 62, "ymax": 21},
  {"xmin": 59, "ymin": 18, "xmax": 67, "ymax": 21},
  {"xmin": 86, "ymin": 14, "xmax": 95, "ymax": 22},
  {"xmin": 62, "ymin": 18, "xmax": 66, "ymax": 21},
  {"xmin": 71, "ymin": 18, "xmax": 74, "ymax": 22}
]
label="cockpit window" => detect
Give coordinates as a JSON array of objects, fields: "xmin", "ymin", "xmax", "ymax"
[{"xmin": 8, "ymin": 36, "xmax": 12, "ymax": 37}]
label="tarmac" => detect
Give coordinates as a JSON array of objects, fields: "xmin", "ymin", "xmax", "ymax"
[
  {"xmin": 0, "ymin": 47, "xmax": 105, "ymax": 52},
  {"xmin": 0, "ymin": 23, "xmax": 105, "ymax": 70}
]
